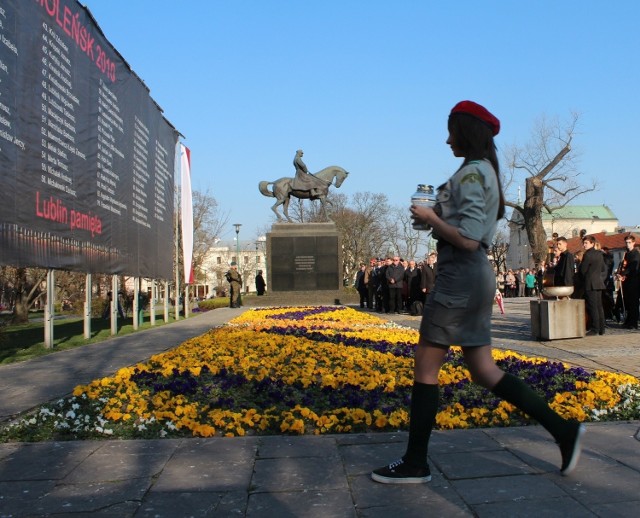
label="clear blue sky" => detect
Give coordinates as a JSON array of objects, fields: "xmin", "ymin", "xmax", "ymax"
[{"xmin": 83, "ymin": 0, "xmax": 639, "ymax": 242}]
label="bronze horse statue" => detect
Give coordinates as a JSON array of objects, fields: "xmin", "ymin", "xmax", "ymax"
[{"xmin": 258, "ymin": 166, "xmax": 349, "ymax": 222}]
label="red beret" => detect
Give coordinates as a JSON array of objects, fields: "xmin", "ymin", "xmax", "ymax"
[{"xmin": 450, "ymin": 100, "xmax": 500, "ymax": 136}]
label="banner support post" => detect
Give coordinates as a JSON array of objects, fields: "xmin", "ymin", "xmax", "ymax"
[
  {"xmin": 44, "ymin": 269, "xmax": 55, "ymax": 349},
  {"xmin": 133, "ymin": 278, "xmax": 139, "ymax": 330},
  {"xmin": 150, "ymin": 280, "xmax": 156, "ymax": 326},
  {"xmin": 84, "ymin": 273, "xmax": 92, "ymax": 339},
  {"xmin": 111, "ymin": 275, "xmax": 118, "ymax": 335},
  {"xmin": 164, "ymin": 280, "xmax": 169, "ymax": 322}
]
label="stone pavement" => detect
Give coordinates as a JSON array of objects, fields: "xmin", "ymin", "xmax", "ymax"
[{"xmin": 0, "ymin": 301, "xmax": 639, "ymax": 517}]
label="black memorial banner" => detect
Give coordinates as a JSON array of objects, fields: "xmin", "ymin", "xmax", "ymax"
[{"xmin": 0, "ymin": 0, "xmax": 179, "ymax": 279}]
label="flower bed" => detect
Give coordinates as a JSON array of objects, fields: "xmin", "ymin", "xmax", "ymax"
[{"xmin": 2, "ymin": 306, "xmax": 639, "ymax": 441}]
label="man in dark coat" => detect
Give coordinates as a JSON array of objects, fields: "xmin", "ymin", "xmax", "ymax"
[
  {"xmin": 379, "ymin": 258, "xmax": 391, "ymax": 313},
  {"xmin": 367, "ymin": 258, "xmax": 378, "ymax": 311},
  {"xmin": 386, "ymin": 256, "xmax": 405, "ymax": 314},
  {"xmin": 255, "ymin": 270, "xmax": 266, "ymax": 296},
  {"xmin": 601, "ymin": 247, "xmax": 615, "ymax": 320},
  {"xmin": 355, "ymin": 263, "xmax": 369, "ymax": 308},
  {"xmin": 553, "ymin": 237, "xmax": 575, "ymax": 288},
  {"xmin": 372, "ymin": 258, "xmax": 385, "ymax": 312},
  {"xmin": 617, "ymin": 235, "xmax": 640, "ymax": 329},
  {"xmin": 404, "ymin": 260, "xmax": 421, "ymax": 310},
  {"xmin": 421, "ymin": 252, "xmax": 437, "ymax": 302},
  {"xmin": 579, "ymin": 236, "xmax": 606, "ymax": 335},
  {"xmin": 226, "ymin": 262, "xmax": 243, "ymax": 308}
]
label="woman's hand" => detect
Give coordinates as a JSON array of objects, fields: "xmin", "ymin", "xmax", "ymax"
[
  {"xmin": 412, "ymin": 203, "xmax": 480, "ymax": 252},
  {"xmin": 410, "ymin": 204, "xmax": 435, "ymax": 227}
]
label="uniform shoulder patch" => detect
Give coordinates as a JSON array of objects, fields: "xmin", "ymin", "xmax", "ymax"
[{"xmin": 460, "ymin": 172, "xmax": 484, "ymax": 185}]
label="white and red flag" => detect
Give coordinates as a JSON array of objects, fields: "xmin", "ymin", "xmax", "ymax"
[{"xmin": 180, "ymin": 144, "xmax": 194, "ymax": 284}]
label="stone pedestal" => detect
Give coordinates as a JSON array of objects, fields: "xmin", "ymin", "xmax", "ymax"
[
  {"xmin": 267, "ymin": 222, "xmax": 342, "ymax": 294},
  {"xmin": 530, "ymin": 299, "xmax": 586, "ymax": 340}
]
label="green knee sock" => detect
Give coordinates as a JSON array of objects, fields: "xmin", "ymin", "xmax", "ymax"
[
  {"xmin": 403, "ymin": 382, "xmax": 439, "ymax": 469},
  {"xmin": 492, "ymin": 373, "xmax": 569, "ymax": 442}
]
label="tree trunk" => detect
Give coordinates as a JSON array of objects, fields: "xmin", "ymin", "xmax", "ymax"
[
  {"xmin": 523, "ymin": 177, "xmax": 548, "ymax": 266},
  {"xmin": 12, "ymin": 268, "xmax": 30, "ymax": 324}
]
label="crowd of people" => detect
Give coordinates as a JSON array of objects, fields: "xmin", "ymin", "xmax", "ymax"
[
  {"xmin": 496, "ymin": 267, "xmax": 539, "ymax": 298},
  {"xmin": 539, "ymin": 233, "xmax": 639, "ymax": 333},
  {"xmin": 354, "ymin": 252, "xmax": 438, "ymax": 315},
  {"xmin": 494, "ymin": 233, "xmax": 640, "ymax": 334}
]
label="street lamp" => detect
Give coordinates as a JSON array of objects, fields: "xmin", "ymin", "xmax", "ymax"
[{"xmin": 233, "ymin": 223, "xmax": 242, "ymax": 265}]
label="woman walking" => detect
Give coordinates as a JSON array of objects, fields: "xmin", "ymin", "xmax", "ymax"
[{"xmin": 371, "ymin": 101, "xmax": 585, "ymax": 484}]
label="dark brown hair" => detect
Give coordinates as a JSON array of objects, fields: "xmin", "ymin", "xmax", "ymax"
[{"xmin": 448, "ymin": 112, "xmax": 505, "ymax": 220}]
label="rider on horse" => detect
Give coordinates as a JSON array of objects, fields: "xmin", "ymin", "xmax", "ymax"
[{"xmin": 291, "ymin": 149, "xmax": 330, "ymax": 197}]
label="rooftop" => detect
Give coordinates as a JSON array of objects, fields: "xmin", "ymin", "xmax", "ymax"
[{"xmin": 541, "ymin": 205, "xmax": 617, "ymax": 221}]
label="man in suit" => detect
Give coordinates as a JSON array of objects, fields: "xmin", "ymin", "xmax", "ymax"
[
  {"xmin": 601, "ymin": 247, "xmax": 615, "ymax": 320},
  {"xmin": 579, "ymin": 236, "xmax": 606, "ymax": 335},
  {"xmin": 355, "ymin": 262, "xmax": 369, "ymax": 308},
  {"xmin": 554, "ymin": 237, "xmax": 575, "ymax": 288},
  {"xmin": 386, "ymin": 256, "xmax": 405, "ymax": 314},
  {"xmin": 404, "ymin": 260, "xmax": 421, "ymax": 311},
  {"xmin": 617, "ymin": 235, "xmax": 640, "ymax": 329},
  {"xmin": 379, "ymin": 257, "xmax": 391, "ymax": 313},
  {"xmin": 367, "ymin": 258, "xmax": 378, "ymax": 311},
  {"xmin": 421, "ymin": 252, "xmax": 437, "ymax": 301},
  {"xmin": 255, "ymin": 270, "xmax": 266, "ymax": 296}
]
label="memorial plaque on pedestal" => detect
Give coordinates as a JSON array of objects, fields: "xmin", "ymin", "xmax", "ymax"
[{"xmin": 267, "ymin": 223, "xmax": 342, "ymax": 292}]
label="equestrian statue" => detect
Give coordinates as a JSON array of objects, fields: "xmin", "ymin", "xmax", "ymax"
[{"xmin": 258, "ymin": 149, "xmax": 349, "ymax": 222}]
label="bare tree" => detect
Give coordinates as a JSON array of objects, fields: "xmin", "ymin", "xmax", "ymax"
[
  {"xmin": 7, "ymin": 267, "xmax": 47, "ymax": 323},
  {"xmin": 174, "ymin": 188, "xmax": 229, "ymax": 290},
  {"xmin": 191, "ymin": 190, "xmax": 229, "ymax": 280},
  {"xmin": 504, "ymin": 112, "xmax": 596, "ymax": 265},
  {"xmin": 331, "ymin": 192, "xmax": 393, "ymax": 284},
  {"xmin": 386, "ymin": 206, "xmax": 432, "ymax": 261},
  {"xmin": 490, "ymin": 228, "xmax": 509, "ymax": 273}
]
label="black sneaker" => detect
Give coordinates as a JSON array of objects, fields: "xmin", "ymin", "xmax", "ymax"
[
  {"xmin": 371, "ymin": 459, "xmax": 431, "ymax": 484},
  {"xmin": 559, "ymin": 423, "xmax": 586, "ymax": 476}
]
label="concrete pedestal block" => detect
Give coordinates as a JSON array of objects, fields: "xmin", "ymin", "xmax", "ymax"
[
  {"xmin": 267, "ymin": 222, "xmax": 343, "ymax": 293},
  {"xmin": 530, "ymin": 299, "xmax": 586, "ymax": 340}
]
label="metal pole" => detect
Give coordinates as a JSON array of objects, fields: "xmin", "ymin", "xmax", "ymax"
[
  {"xmin": 233, "ymin": 223, "xmax": 242, "ymax": 305},
  {"xmin": 84, "ymin": 273, "xmax": 92, "ymax": 339},
  {"xmin": 133, "ymin": 278, "xmax": 139, "ymax": 330},
  {"xmin": 175, "ymin": 185, "xmax": 180, "ymax": 321},
  {"xmin": 163, "ymin": 280, "xmax": 169, "ymax": 322},
  {"xmin": 184, "ymin": 284, "xmax": 190, "ymax": 318},
  {"xmin": 150, "ymin": 280, "xmax": 156, "ymax": 326},
  {"xmin": 111, "ymin": 275, "xmax": 118, "ymax": 335},
  {"xmin": 44, "ymin": 269, "xmax": 55, "ymax": 349}
]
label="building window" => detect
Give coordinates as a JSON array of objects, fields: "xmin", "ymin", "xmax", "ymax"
[
  {"xmin": 216, "ymin": 257, "xmax": 221, "ymax": 264},
  {"xmin": 257, "ymin": 256, "xmax": 261, "ymax": 264},
  {"xmin": 244, "ymin": 256, "xmax": 249, "ymax": 264}
]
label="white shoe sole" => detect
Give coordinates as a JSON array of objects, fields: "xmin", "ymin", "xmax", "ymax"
[
  {"xmin": 561, "ymin": 424, "xmax": 586, "ymax": 476},
  {"xmin": 370, "ymin": 472, "xmax": 432, "ymax": 484}
]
